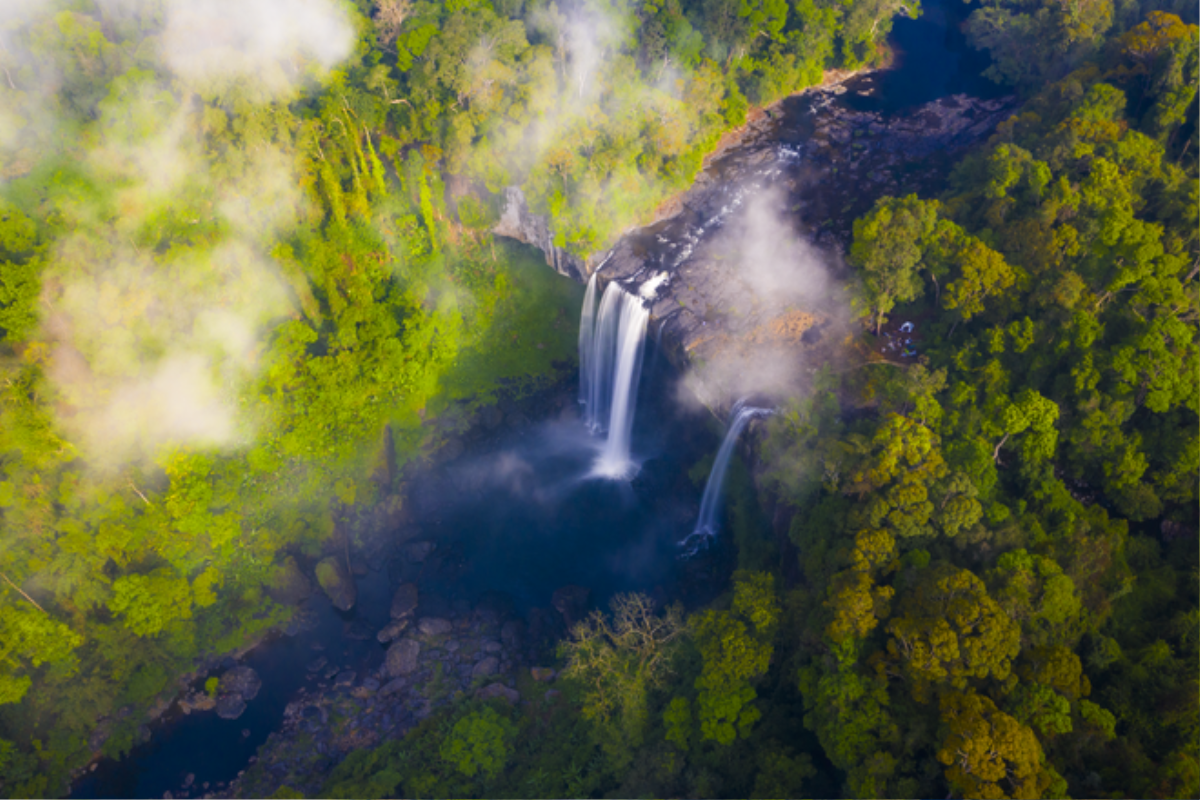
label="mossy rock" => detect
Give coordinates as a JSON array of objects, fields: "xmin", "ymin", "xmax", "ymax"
[{"xmin": 315, "ymin": 557, "xmax": 356, "ymax": 612}]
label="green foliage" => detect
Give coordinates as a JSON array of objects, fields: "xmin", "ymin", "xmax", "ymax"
[
  {"xmin": 692, "ymin": 571, "xmax": 779, "ymax": 744},
  {"xmin": 439, "ymin": 706, "xmax": 517, "ymax": 779},
  {"xmin": 560, "ymin": 593, "xmax": 686, "ymax": 767}
]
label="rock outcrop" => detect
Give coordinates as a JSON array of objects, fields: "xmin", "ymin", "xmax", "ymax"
[
  {"xmin": 221, "ymin": 666, "xmax": 262, "ymax": 702},
  {"xmin": 385, "ymin": 639, "xmax": 421, "ymax": 677},
  {"xmin": 492, "ymin": 186, "xmax": 588, "ymax": 283},
  {"xmin": 314, "ymin": 557, "xmax": 356, "ymax": 612},
  {"xmin": 267, "ymin": 557, "xmax": 312, "ymax": 606}
]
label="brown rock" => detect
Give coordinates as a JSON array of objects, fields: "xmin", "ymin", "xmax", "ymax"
[
  {"xmin": 315, "ymin": 557, "xmax": 356, "ymax": 612},
  {"xmin": 377, "ymin": 617, "xmax": 409, "ymax": 643},
  {"xmin": 390, "ymin": 583, "xmax": 419, "ymax": 619},
  {"xmin": 530, "ymin": 667, "xmax": 556, "ymax": 682},
  {"xmin": 266, "ymin": 556, "xmax": 312, "ymax": 606},
  {"xmin": 386, "ymin": 639, "xmax": 421, "ymax": 677},
  {"xmin": 418, "ymin": 617, "xmax": 453, "ymax": 636}
]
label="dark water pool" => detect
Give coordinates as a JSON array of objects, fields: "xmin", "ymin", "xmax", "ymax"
[
  {"xmin": 841, "ymin": 0, "xmax": 1005, "ymax": 113},
  {"xmin": 70, "ymin": 567, "xmax": 393, "ymax": 799},
  {"xmin": 71, "ymin": 336, "xmax": 722, "ymax": 799}
]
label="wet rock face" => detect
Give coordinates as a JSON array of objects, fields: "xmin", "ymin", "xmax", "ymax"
[
  {"xmin": 314, "ymin": 557, "xmax": 356, "ymax": 612},
  {"xmin": 377, "ymin": 617, "xmax": 409, "ymax": 644},
  {"xmin": 476, "ymin": 683, "xmax": 520, "ymax": 704},
  {"xmin": 417, "ymin": 617, "xmax": 453, "ymax": 636},
  {"xmin": 493, "ymin": 186, "xmax": 588, "ymax": 283},
  {"xmin": 471, "ymin": 656, "xmax": 499, "ymax": 678}
]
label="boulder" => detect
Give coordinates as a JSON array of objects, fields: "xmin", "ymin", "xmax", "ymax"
[
  {"xmin": 314, "ymin": 557, "xmax": 356, "ymax": 612},
  {"xmin": 221, "ymin": 666, "xmax": 262, "ymax": 701},
  {"xmin": 333, "ymin": 670, "xmax": 356, "ymax": 688},
  {"xmin": 389, "ymin": 583, "xmax": 419, "ymax": 619},
  {"xmin": 551, "ymin": 585, "xmax": 591, "ymax": 627},
  {"xmin": 476, "ymin": 683, "xmax": 520, "ymax": 704},
  {"xmin": 472, "ymin": 657, "xmax": 499, "ymax": 678},
  {"xmin": 377, "ymin": 617, "xmax": 409, "ymax": 644},
  {"xmin": 530, "ymin": 667, "xmax": 556, "ymax": 682},
  {"xmin": 417, "ymin": 617, "xmax": 453, "ymax": 636},
  {"xmin": 386, "ymin": 639, "xmax": 421, "ymax": 677},
  {"xmin": 215, "ymin": 694, "xmax": 247, "ymax": 720},
  {"xmin": 178, "ymin": 691, "xmax": 216, "ymax": 714},
  {"xmin": 266, "ymin": 557, "xmax": 312, "ymax": 606},
  {"xmin": 379, "ymin": 677, "xmax": 408, "ymax": 696}
]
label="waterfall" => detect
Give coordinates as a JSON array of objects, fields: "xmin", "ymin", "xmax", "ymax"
[
  {"xmin": 578, "ymin": 279, "xmax": 650, "ymax": 479},
  {"xmin": 680, "ymin": 401, "xmax": 772, "ymax": 555},
  {"xmin": 578, "ymin": 273, "xmax": 601, "ymax": 425}
]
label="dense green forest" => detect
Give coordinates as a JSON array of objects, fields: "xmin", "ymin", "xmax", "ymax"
[
  {"xmin": 0, "ymin": 0, "xmax": 914, "ymax": 794},
  {"xmin": 315, "ymin": 3, "xmax": 1199, "ymax": 800},
  {"xmin": 0, "ymin": 0, "xmax": 1195, "ymax": 796}
]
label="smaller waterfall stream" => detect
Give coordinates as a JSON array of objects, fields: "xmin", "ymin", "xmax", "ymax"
[
  {"xmin": 579, "ymin": 278, "xmax": 650, "ymax": 479},
  {"xmin": 680, "ymin": 401, "xmax": 772, "ymax": 555}
]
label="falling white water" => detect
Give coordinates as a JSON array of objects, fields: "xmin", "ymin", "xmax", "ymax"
[
  {"xmin": 578, "ymin": 280, "xmax": 650, "ymax": 479},
  {"xmin": 680, "ymin": 400, "xmax": 773, "ymax": 555},
  {"xmin": 578, "ymin": 273, "xmax": 600, "ymax": 421}
]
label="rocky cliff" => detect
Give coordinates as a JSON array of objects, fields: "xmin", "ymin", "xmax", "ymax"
[
  {"xmin": 496, "ymin": 82, "xmax": 1017, "ymax": 416},
  {"xmin": 492, "ymin": 186, "xmax": 589, "ymax": 283}
]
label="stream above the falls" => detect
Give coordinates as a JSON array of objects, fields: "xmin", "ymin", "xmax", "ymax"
[{"xmin": 70, "ymin": 0, "xmax": 1002, "ymax": 793}]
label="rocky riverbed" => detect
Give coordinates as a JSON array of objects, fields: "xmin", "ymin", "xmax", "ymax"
[{"xmin": 224, "ymin": 586, "xmax": 576, "ymax": 799}]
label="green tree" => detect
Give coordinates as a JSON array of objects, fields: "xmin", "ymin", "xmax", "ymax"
[
  {"xmin": 692, "ymin": 571, "xmax": 779, "ymax": 744},
  {"xmin": 937, "ymin": 689, "xmax": 1055, "ymax": 799},
  {"xmin": 560, "ymin": 593, "xmax": 686, "ymax": 763},
  {"xmin": 848, "ymin": 195, "xmax": 939, "ymax": 334},
  {"xmin": 438, "ymin": 706, "xmax": 516, "ymax": 780}
]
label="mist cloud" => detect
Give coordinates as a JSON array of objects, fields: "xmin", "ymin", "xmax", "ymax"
[
  {"xmin": 160, "ymin": 0, "xmax": 354, "ymax": 96},
  {"xmin": 677, "ymin": 187, "xmax": 845, "ymax": 408}
]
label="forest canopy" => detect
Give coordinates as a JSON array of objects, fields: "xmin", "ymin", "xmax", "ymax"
[
  {"xmin": 0, "ymin": 0, "xmax": 917, "ymax": 794},
  {"xmin": 0, "ymin": 0, "xmax": 1195, "ymax": 796}
]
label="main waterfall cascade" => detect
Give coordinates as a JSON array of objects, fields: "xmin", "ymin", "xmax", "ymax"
[
  {"xmin": 578, "ymin": 275, "xmax": 651, "ymax": 479},
  {"xmin": 680, "ymin": 401, "xmax": 773, "ymax": 556}
]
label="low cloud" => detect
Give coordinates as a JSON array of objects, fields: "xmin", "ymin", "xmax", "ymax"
[
  {"xmin": 160, "ymin": 0, "xmax": 355, "ymax": 96},
  {"xmin": 677, "ymin": 187, "xmax": 845, "ymax": 409},
  {"xmin": 41, "ymin": 238, "xmax": 289, "ymax": 467}
]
